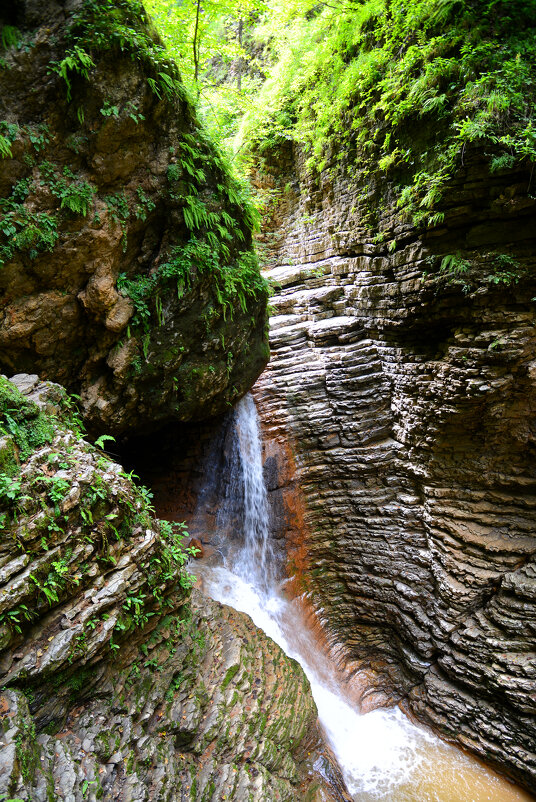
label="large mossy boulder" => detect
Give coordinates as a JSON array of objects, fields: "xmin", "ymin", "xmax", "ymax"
[{"xmin": 0, "ymin": 0, "xmax": 269, "ymax": 436}]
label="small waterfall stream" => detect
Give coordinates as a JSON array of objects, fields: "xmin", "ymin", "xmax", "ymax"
[{"xmin": 193, "ymin": 394, "xmax": 532, "ymax": 802}]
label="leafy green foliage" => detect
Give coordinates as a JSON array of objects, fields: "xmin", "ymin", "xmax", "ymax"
[
  {"xmin": 39, "ymin": 162, "xmax": 96, "ymax": 217},
  {"xmin": 94, "ymin": 433, "xmax": 116, "ymax": 450},
  {"xmin": 424, "ymin": 249, "xmax": 523, "ymax": 293},
  {"xmin": 0, "ymin": 0, "xmax": 266, "ymax": 343},
  {"xmin": 35, "ymin": 475, "xmax": 72, "ymax": 508},
  {"xmin": 0, "ymin": 120, "xmax": 18, "ymax": 159},
  {"xmin": 63, "ymin": 0, "xmax": 185, "ymax": 103},
  {"xmin": 0, "ymin": 380, "xmax": 55, "ymax": 464},
  {"xmin": 0, "ymin": 475, "xmax": 23, "ymax": 505},
  {"xmin": 134, "ymin": 187, "xmax": 156, "ymax": 220},
  {"xmin": 153, "ymin": 519, "xmax": 197, "ymax": 588},
  {"xmin": 118, "ymin": 238, "xmax": 267, "ymax": 330},
  {"xmin": 49, "ymin": 46, "xmax": 94, "ymax": 101},
  {"xmin": 0, "ymin": 375, "xmax": 198, "ymax": 656},
  {"xmin": 440, "ymin": 253, "xmax": 472, "ymax": 278},
  {"xmin": 487, "ymin": 253, "xmax": 520, "ymax": 285},
  {"xmin": 0, "ymin": 133, "xmax": 12, "ymax": 158},
  {"xmin": 0, "ymin": 377, "xmax": 84, "ymax": 465},
  {"xmin": 0, "ymin": 206, "xmax": 58, "ymax": 264},
  {"xmin": 30, "ymin": 553, "xmax": 77, "ymax": 606},
  {"xmin": 144, "ymin": 0, "xmax": 265, "ymax": 144},
  {"xmin": 59, "ymin": 182, "xmax": 94, "ymax": 216},
  {"xmin": 238, "ymin": 0, "xmax": 536, "ymax": 224},
  {"xmin": 115, "ymin": 121, "xmax": 265, "ymax": 333},
  {"xmin": 111, "ymin": 517, "xmax": 195, "ymax": 639},
  {"xmin": 0, "ymin": 158, "xmax": 101, "ymax": 265},
  {"xmin": 1, "ymin": 25, "xmax": 21, "ymax": 50},
  {"xmin": 0, "ymin": 604, "xmax": 34, "ymax": 635}
]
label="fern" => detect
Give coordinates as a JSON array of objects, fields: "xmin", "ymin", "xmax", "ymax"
[
  {"xmin": 183, "ymin": 196, "xmax": 208, "ymax": 230},
  {"xmin": 50, "ymin": 46, "xmax": 95, "ymax": 101},
  {"xmin": 1, "ymin": 25, "xmax": 21, "ymax": 50},
  {"xmin": 59, "ymin": 181, "xmax": 95, "ymax": 216},
  {"xmin": 440, "ymin": 253, "xmax": 471, "ymax": 276},
  {"xmin": 0, "ymin": 134, "xmax": 12, "ymax": 159},
  {"xmin": 158, "ymin": 70, "xmax": 176, "ymax": 97},
  {"xmin": 119, "ymin": 238, "xmax": 267, "ymax": 331},
  {"xmin": 147, "ymin": 77, "xmax": 161, "ymax": 98}
]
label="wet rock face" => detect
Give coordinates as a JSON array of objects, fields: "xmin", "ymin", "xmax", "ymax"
[
  {"xmin": 0, "ymin": 376, "xmax": 326, "ymax": 801},
  {"xmin": 254, "ymin": 145, "xmax": 536, "ymax": 789},
  {"xmin": 0, "ymin": 1, "xmax": 269, "ymax": 436},
  {"xmin": 1, "ymin": 594, "xmax": 323, "ymax": 802}
]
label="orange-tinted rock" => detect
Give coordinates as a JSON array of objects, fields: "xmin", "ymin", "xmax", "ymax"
[{"xmin": 188, "ymin": 538, "xmax": 204, "ymax": 559}]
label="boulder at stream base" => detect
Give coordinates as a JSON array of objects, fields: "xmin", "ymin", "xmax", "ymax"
[
  {"xmin": 0, "ymin": 0, "xmax": 269, "ymax": 436},
  {"xmin": 0, "ymin": 376, "xmax": 341, "ymax": 802}
]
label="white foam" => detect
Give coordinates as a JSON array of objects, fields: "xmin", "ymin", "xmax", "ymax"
[{"xmin": 198, "ymin": 565, "xmax": 437, "ymax": 799}]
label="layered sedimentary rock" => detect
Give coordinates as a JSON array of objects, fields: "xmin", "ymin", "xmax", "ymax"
[
  {"xmin": 0, "ymin": 0, "xmax": 268, "ymax": 436},
  {"xmin": 0, "ymin": 375, "xmax": 333, "ymax": 802},
  {"xmin": 254, "ymin": 145, "xmax": 536, "ymax": 789}
]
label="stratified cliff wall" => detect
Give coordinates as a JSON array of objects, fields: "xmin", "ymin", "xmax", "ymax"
[{"xmin": 254, "ymin": 144, "xmax": 536, "ymax": 790}]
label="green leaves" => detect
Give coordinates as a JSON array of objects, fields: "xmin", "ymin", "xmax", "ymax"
[
  {"xmin": 1, "ymin": 25, "xmax": 21, "ymax": 50},
  {"xmin": 94, "ymin": 434, "xmax": 116, "ymax": 450},
  {"xmin": 237, "ymin": 0, "xmax": 536, "ymax": 226},
  {"xmin": 49, "ymin": 46, "xmax": 95, "ymax": 101},
  {"xmin": 0, "ymin": 133, "xmax": 12, "ymax": 159},
  {"xmin": 59, "ymin": 180, "xmax": 95, "ymax": 216},
  {"xmin": 118, "ymin": 235, "xmax": 267, "ymax": 336},
  {"xmin": 145, "ymin": 0, "xmax": 266, "ymax": 148},
  {"xmin": 0, "ymin": 474, "xmax": 23, "ymax": 505},
  {"xmin": 440, "ymin": 253, "xmax": 472, "ymax": 277}
]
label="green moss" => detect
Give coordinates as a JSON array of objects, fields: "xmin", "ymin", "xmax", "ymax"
[
  {"xmin": 0, "ymin": 378, "xmax": 54, "ymax": 462},
  {"xmin": 0, "ymin": 434, "xmax": 17, "ymax": 475},
  {"xmin": 15, "ymin": 713, "xmax": 38, "ymax": 784},
  {"xmin": 221, "ymin": 663, "xmax": 240, "ymax": 691},
  {"xmin": 0, "ymin": 377, "xmax": 84, "ymax": 463}
]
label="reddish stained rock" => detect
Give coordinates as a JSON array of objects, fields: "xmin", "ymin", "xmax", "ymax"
[{"xmin": 188, "ymin": 538, "xmax": 204, "ymax": 559}]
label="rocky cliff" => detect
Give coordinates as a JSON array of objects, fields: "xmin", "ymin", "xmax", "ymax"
[
  {"xmin": 0, "ymin": 375, "xmax": 338, "ymax": 802},
  {"xmin": 254, "ymin": 144, "xmax": 536, "ymax": 790},
  {"xmin": 0, "ymin": 0, "xmax": 269, "ymax": 436}
]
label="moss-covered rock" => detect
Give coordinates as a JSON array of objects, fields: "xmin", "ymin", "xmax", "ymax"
[
  {"xmin": 0, "ymin": 375, "xmax": 335, "ymax": 801},
  {"xmin": 0, "ymin": 0, "xmax": 269, "ymax": 436}
]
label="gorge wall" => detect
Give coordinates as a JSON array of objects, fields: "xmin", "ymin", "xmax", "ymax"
[
  {"xmin": 0, "ymin": 0, "xmax": 268, "ymax": 437},
  {"xmin": 254, "ymin": 144, "xmax": 536, "ymax": 790},
  {"xmin": 0, "ymin": 5, "xmax": 340, "ymax": 801}
]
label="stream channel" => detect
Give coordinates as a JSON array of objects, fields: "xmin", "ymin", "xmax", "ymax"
[{"xmin": 191, "ymin": 394, "xmax": 533, "ymax": 802}]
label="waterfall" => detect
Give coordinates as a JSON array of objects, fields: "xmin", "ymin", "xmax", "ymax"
[
  {"xmin": 193, "ymin": 393, "xmax": 530, "ymax": 802},
  {"xmin": 229, "ymin": 393, "xmax": 275, "ymax": 591}
]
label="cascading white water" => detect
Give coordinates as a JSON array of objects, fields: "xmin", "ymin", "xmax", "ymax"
[
  {"xmin": 231, "ymin": 393, "xmax": 275, "ymax": 590},
  {"xmin": 195, "ymin": 393, "xmax": 532, "ymax": 802}
]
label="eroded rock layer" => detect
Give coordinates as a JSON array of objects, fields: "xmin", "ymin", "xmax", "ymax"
[
  {"xmin": 254, "ymin": 145, "xmax": 536, "ymax": 789},
  {"xmin": 0, "ymin": 376, "xmax": 328, "ymax": 802}
]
